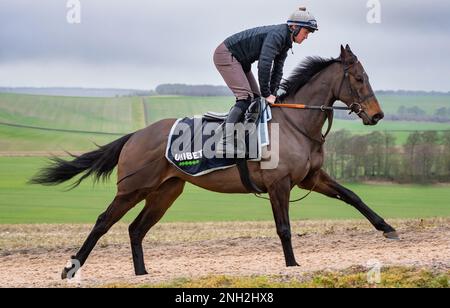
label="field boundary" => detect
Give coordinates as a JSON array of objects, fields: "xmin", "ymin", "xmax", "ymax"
[{"xmin": 0, "ymin": 121, "xmax": 126, "ymax": 136}]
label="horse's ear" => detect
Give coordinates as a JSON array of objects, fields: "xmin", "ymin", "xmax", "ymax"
[
  {"xmin": 345, "ymin": 44, "xmax": 353, "ymax": 54},
  {"xmin": 340, "ymin": 45, "xmax": 346, "ymax": 58},
  {"xmin": 340, "ymin": 44, "xmax": 356, "ymax": 64}
]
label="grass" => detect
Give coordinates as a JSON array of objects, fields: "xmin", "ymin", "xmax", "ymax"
[
  {"xmin": 333, "ymin": 119, "xmax": 450, "ymax": 132},
  {"xmin": 0, "ymin": 93, "xmax": 449, "ymax": 151},
  {"xmin": 143, "ymin": 96, "xmax": 232, "ymax": 123},
  {"xmin": 0, "ymin": 157, "xmax": 449, "ymax": 224},
  {"xmin": 0, "ymin": 93, "xmax": 144, "ymax": 151},
  {"xmin": 332, "ymin": 120, "xmax": 450, "ymax": 144},
  {"xmin": 0, "ymin": 93, "xmax": 143, "ymax": 133},
  {"xmin": 0, "ymin": 124, "xmax": 118, "ymax": 152},
  {"xmin": 378, "ymin": 95, "xmax": 450, "ymax": 116},
  {"xmin": 103, "ymin": 267, "xmax": 449, "ymax": 288}
]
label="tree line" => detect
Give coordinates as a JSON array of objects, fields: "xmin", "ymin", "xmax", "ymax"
[{"xmin": 323, "ymin": 130, "xmax": 450, "ymax": 183}]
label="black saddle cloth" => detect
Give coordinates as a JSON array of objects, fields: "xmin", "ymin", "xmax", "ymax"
[{"xmin": 165, "ymin": 99, "xmax": 264, "ymax": 176}]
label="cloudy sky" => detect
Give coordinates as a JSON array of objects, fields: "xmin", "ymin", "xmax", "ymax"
[{"xmin": 0, "ymin": 0, "xmax": 449, "ymax": 91}]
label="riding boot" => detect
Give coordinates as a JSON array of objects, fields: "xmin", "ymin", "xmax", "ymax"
[{"xmin": 215, "ymin": 99, "xmax": 250, "ymax": 157}]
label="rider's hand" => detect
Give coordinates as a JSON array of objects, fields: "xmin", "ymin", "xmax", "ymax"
[
  {"xmin": 276, "ymin": 88, "xmax": 287, "ymax": 98},
  {"xmin": 265, "ymin": 95, "xmax": 277, "ymax": 104}
]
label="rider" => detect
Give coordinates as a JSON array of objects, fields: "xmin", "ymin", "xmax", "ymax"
[{"xmin": 214, "ymin": 7, "xmax": 318, "ymax": 155}]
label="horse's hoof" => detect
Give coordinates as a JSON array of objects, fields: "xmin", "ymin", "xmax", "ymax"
[
  {"xmin": 135, "ymin": 270, "xmax": 149, "ymax": 276},
  {"xmin": 383, "ymin": 231, "xmax": 400, "ymax": 240},
  {"xmin": 287, "ymin": 262, "xmax": 300, "ymax": 267},
  {"xmin": 61, "ymin": 267, "xmax": 70, "ymax": 280}
]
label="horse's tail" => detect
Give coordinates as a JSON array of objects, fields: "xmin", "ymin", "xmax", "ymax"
[{"xmin": 29, "ymin": 133, "xmax": 134, "ymax": 188}]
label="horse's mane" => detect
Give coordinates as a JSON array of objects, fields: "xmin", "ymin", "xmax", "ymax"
[{"xmin": 280, "ymin": 57, "xmax": 339, "ymax": 99}]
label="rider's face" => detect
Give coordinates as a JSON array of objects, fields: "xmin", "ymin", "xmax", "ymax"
[{"xmin": 295, "ymin": 28, "xmax": 311, "ymax": 44}]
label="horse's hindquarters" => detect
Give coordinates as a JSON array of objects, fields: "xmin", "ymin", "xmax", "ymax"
[{"xmin": 116, "ymin": 119, "xmax": 176, "ymax": 195}]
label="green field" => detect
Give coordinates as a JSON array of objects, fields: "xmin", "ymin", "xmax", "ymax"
[
  {"xmin": 1, "ymin": 93, "xmax": 449, "ymax": 151},
  {"xmin": 0, "ymin": 93, "xmax": 449, "ymax": 224},
  {"xmin": 0, "ymin": 93, "xmax": 143, "ymax": 151},
  {"xmin": 0, "ymin": 93, "xmax": 145, "ymax": 132},
  {"xmin": 143, "ymin": 96, "xmax": 232, "ymax": 123},
  {"xmin": 332, "ymin": 120, "xmax": 450, "ymax": 144},
  {"xmin": 0, "ymin": 157, "xmax": 449, "ymax": 224},
  {"xmin": 377, "ymin": 95, "xmax": 450, "ymax": 116},
  {"xmin": 0, "ymin": 93, "xmax": 449, "ymax": 151},
  {"xmin": 0, "ymin": 124, "xmax": 118, "ymax": 152}
]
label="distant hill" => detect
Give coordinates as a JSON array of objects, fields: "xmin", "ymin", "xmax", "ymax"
[
  {"xmin": 155, "ymin": 84, "xmax": 233, "ymax": 96},
  {"xmin": 0, "ymin": 87, "xmax": 155, "ymax": 98}
]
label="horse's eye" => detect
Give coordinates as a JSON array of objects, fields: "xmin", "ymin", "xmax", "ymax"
[{"xmin": 355, "ymin": 75, "xmax": 364, "ymax": 82}]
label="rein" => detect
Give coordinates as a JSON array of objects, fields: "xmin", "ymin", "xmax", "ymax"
[
  {"xmin": 269, "ymin": 103, "xmax": 352, "ymax": 112},
  {"xmin": 269, "ymin": 102, "xmax": 361, "ymax": 143}
]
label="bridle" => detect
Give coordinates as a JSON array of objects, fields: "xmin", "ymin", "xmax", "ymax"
[
  {"xmin": 336, "ymin": 58, "xmax": 376, "ymax": 117},
  {"xmin": 270, "ymin": 58, "xmax": 375, "ymax": 143}
]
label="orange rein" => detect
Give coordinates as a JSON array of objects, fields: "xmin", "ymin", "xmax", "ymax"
[
  {"xmin": 269, "ymin": 102, "xmax": 354, "ymax": 112},
  {"xmin": 269, "ymin": 103, "xmax": 308, "ymax": 109}
]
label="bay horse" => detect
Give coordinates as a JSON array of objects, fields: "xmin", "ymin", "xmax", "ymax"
[{"xmin": 31, "ymin": 45, "xmax": 398, "ymax": 279}]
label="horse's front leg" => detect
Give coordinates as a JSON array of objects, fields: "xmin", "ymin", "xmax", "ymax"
[
  {"xmin": 299, "ymin": 169, "xmax": 399, "ymax": 239},
  {"xmin": 268, "ymin": 175, "xmax": 299, "ymax": 266}
]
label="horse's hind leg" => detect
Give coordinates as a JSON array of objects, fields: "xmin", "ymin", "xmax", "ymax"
[
  {"xmin": 129, "ymin": 178, "xmax": 185, "ymax": 276},
  {"xmin": 61, "ymin": 188, "xmax": 150, "ymax": 279},
  {"xmin": 299, "ymin": 169, "xmax": 398, "ymax": 239}
]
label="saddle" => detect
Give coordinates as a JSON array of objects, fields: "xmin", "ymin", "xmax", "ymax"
[
  {"xmin": 210, "ymin": 100, "xmax": 266, "ymax": 194},
  {"xmin": 203, "ymin": 98, "xmax": 264, "ymax": 160},
  {"xmin": 204, "ymin": 98, "xmax": 262, "ymax": 125},
  {"xmin": 165, "ymin": 98, "xmax": 269, "ymax": 194}
]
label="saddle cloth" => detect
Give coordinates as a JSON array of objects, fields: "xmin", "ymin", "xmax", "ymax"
[{"xmin": 165, "ymin": 99, "xmax": 272, "ymax": 176}]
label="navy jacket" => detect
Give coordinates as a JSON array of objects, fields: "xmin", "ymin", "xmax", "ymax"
[{"xmin": 224, "ymin": 24, "xmax": 293, "ymax": 98}]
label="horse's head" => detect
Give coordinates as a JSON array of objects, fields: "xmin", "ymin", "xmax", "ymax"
[{"xmin": 336, "ymin": 45, "xmax": 384, "ymax": 125}]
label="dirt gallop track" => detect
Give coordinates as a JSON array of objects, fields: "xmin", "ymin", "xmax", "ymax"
[{"xmin": 0, "ymin": 219, "xmax": 448, "ymax": 287}]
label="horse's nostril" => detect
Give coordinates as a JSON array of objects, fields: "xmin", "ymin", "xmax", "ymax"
[{"xmin": 372, "ymin": 112, "xmax": 384, "ymax": 123}]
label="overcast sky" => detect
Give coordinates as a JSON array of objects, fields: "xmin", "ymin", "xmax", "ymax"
[{"xmin": 0, "ymin": 0, "xmax": 449, "ymax": 91}]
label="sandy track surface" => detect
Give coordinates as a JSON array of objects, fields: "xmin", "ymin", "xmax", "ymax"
[{"xmin": 0, "ymin": 219, "xmax": 448, "ymax": 287}]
